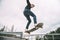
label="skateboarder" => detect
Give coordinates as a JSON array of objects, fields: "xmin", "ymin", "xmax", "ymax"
[{"xmin": 23, "ymin": 0, "xmax": 37, "ymax": 32}]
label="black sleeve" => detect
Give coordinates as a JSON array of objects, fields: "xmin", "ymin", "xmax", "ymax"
[{"xmin": 26, "ymin": 0, "xmax": 30, "ymax": 5}]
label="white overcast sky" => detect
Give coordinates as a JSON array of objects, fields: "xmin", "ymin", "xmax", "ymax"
[{"xmin": 0, "ymin": 0, "xmax": 60, "ymax": 34}]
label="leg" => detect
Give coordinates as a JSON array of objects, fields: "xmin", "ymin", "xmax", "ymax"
[
  {"xmin": 24, "ymin": 13, "xmax": 31, "ymax": 29},
  {"xmin": 24, "ymin": 16, "xmax": 31, "ymax": 34},
  {"xmin": 29, "ymin": 11, "xmax": 37, "ymax": 24},
  {"xmin": 33, "ymin": 15, "xmax": 37, "ymax": 24},
  {"xmin": 26, "ymin": 16, "xmax": 31, "ymax": 29}
]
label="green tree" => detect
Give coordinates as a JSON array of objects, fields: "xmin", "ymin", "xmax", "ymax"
[{"xmin": 44, "ymin": 27, "xmax": 60, "ymax": 40}]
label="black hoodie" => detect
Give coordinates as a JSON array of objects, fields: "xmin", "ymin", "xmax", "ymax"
[{"xmin": 25, "ymin": 0, "xmax": 31, "ymax": 10}]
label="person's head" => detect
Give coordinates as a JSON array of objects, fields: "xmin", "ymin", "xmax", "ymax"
[{"xmin": 31, "ymin": 4, "xmax": 35, "ymax": 8}]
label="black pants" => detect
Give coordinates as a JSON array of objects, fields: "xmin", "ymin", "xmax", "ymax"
[{"xmin": 23, "ymin": 9, "xmax": 37, "ymax": 29}]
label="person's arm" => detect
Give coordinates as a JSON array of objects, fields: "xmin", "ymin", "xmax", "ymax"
[{"xmin": 26, "ymin": 0, "xmax": 30, "ymax": 5}]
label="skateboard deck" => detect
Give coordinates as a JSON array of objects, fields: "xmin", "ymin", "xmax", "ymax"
[{"xmin": 25, "ymin": 23, "xmax": 43, "ymax": 34}]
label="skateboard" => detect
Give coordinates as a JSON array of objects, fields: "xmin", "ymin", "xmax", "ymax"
[{"xmin": 25, "ymin": 23, "xmax": 43, "ymax": 34}]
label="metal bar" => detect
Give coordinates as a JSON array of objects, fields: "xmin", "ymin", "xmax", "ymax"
[
  {"xmin": 52, "ymin": 35, "xmax": 54, "ymax": 40},
  {"xmin": 24, "ymin": 33, "xmax": 60, "ymax": 40}
]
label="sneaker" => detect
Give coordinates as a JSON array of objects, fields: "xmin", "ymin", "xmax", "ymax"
[
  {"xmin": 25, "ymin": 29, "xmax": 30, "ymax": 34},
  {"xmin": 34, "ymin": 24, "xmax": 39, "ymax": 29},
  {"xmin": 25, "ymin": 29, "xmax": 28, "ymax": 32},
  {"xmin": 34, "ymin": 24, "xmax": 37, "ymax": 27}
]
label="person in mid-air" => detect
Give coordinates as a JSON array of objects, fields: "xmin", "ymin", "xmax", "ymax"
[{"xmin": 23, "ymin": 0, "xmax": 37, "ymax": 32}]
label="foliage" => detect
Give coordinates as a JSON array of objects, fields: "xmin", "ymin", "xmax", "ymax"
[{"xmin": 44, "ymin": 27, "xmax": 60, "ymax": 40}]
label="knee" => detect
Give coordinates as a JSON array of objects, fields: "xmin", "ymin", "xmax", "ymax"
[
  {"xmin": 28, "ymin": 20, "xmax": 31, "ymax": 23},
  {"xmin": 33, "ymin": 15, "xmax": 36, "ymax": 18}
]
